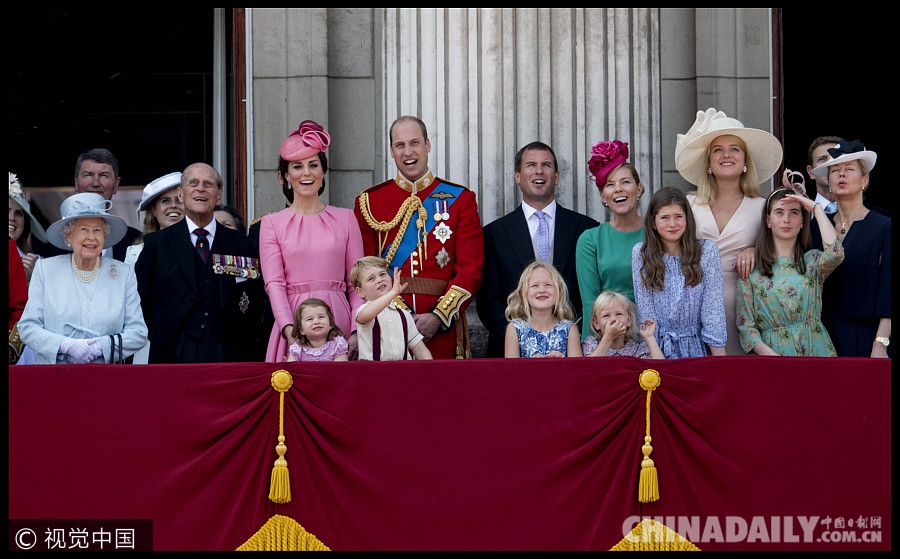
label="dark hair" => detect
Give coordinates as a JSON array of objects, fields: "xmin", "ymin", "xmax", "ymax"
[
  {"xmin": 292, "ymin": 298, "xmax": 343, "ymax": 346},
  {"xmin": 12, "ymin": 214, "xmax": 34, "ymax": 254},
  {"xmin": 514, "ymin": 141, "xmax": 558, "ymax": 173},
  {"xmin": 215, "ymin": 204, "xmax": 246, "ymax": 235},
  {"xmin": 806, "ymin": 135, "xmax": 843, "ymax": 167},
  {"xmin": 389, "ymin": 115, "xmax": 429, "ymax": 145},
  {"xmin": 639, "ymin": 186, "xmax": 704, "ymax": 290},
  {"xmin": 754, "ymin": 188, "xmax": 812, "ymax": 277},
  {"xmin": 277, "ymin": 151, "xmax": 328, "ymax": 203},
  {"xmin": 75, "ymin": 148, "xmax": 120, "ymax": 178}
]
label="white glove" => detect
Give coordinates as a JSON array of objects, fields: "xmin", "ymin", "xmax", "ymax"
[{"xmin": 60, "ymin": 337, "xmax": 102, "ymax": 364}]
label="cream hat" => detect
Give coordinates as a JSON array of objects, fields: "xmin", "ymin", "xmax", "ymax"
[
  {"xmin": 46, "ymin": 193, "xmax": 127, "ymax": 251},
  {"xmin": 811, "ymin": 139, "xmax": 877, "ymax": 177},
  {"xmin": 8, "ymin": 172, "xmax": 47, "ymax": 243},
  {"xmin": 675, "ymin": 108, "xmax": 783, "ymax": 187}
]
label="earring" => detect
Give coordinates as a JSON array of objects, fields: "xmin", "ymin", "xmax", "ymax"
[
  {"xmin": 288, "ymin": 184, "xmax": 292, "ymax": 190},
  {"xmin": 743, "ymin": 165, "xmax": 748, "ymax": 173},
  {"xmin": 603, "ymin": 202, "xmax": 609, "ymax": 208},
  {"xmin": 707, "ymin": 168, "xmax": 713, "ymax": 175}
]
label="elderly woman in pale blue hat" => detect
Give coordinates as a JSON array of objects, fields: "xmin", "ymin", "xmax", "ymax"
[
  {"xmin": 9, "ymin": 172, "xmax": 48, "ymax": 283},
  {"xmin": 18, "ymin": 192, "xmax": 148, "ymax": 364}
]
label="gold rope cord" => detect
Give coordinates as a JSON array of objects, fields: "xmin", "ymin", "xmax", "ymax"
[
  {"xmin": 638, "ymin": 369, "xmax": 660, "ymax": 503},
  {"xmin": 609, "ymin": 518, "xmax": 700, "ymax": 551},
  {"xmin": 237, "ymin": 514, "xmax": 331, "ymax": 551},
  {"xmin": 358, "ymin": 192, "xmax": 425, "ymax": 266},
  {"xmin": 269, "ymin": 370, "xmax": 293, "ymax": 504}
]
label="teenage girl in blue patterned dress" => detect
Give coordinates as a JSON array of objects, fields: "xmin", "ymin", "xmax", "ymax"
[
  {"xmin": 632, "ymin": 187, "xmax": 727, "ymax": 358},
  {"xmin": 504, "ymin": 261, "xmax": 583, "ymax": 358}
]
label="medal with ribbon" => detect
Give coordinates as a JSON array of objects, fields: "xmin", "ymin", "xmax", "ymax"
[{"xmin": 212, "ymin": 254, "xmax": 260, "ymax": 278}]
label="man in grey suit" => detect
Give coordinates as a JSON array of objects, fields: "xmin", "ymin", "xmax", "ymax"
[
  {"xmin": 135, "ymin": 163, "xmax": 263, "ymax": 363},
  {"xmin": 476, "ymin": 141, "xmax": 599, "ymax": 358}
]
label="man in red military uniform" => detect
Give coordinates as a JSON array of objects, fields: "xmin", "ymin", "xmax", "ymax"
[{"xmin": 354, "ymin": 116, "xmax": 483, "ymax": 359}]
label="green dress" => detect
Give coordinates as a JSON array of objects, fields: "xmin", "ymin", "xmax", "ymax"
[
  {"xmin": 575, "ymin": 223, "xmax": 644, "ymax": 342},
  {"xmin": 735, "ymin": 240, "xmax": 843, "ymax": 356}
]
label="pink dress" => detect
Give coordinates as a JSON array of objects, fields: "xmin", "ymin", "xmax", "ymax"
[
  {"xmin": 260, "ymin": 206, "xmax": 365, "ymax": 363},
  {"xmin": 688, "ymin": 194, "xmax": 765, "ymax": 355},
  {"xmin": 287, "ymin": 336, "xmax": 349, "ymax": 362}
]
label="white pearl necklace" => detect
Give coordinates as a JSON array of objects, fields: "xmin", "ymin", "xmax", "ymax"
[{"xmin": 72, "ymin": 254, "xmax": 101, "ymax": 283}]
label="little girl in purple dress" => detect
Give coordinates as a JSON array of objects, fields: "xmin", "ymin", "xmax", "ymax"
[{"xmin": 286, "ymin": 298, "xmax": 349, "ymax": 362}]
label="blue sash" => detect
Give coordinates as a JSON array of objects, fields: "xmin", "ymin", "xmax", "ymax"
[{"xmin": 382, "ymin": 181, "xmax": 465, "ymax": 265}]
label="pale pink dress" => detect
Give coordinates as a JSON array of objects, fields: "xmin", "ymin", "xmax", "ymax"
[
  {"xmin": 260, "ymin": 206, "xmax": 365, "ymax": 363},
  {"xmin": 688, "ymin": 194, "xmax": 765, "ymax": 355}
]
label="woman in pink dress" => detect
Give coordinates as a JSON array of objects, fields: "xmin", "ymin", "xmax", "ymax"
[
  {"xmin": 260, "ymin": 120, "xmax": 365, "ymax": 362},
  {"xmin": 675, "ymin": 108, "xmax": 783, "ymax": 355}
]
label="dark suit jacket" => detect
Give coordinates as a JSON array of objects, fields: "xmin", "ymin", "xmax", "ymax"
[
  {"xmin": 134, "ymin": 221, "xmax": 263, "ymax": 363},
  {"xmin": 476, "ymin": 204, "xmax": 599, "ymax": 357},
  {"xmin": 38, "ymin": 225, "xmax": 142, "ymax": 262}
]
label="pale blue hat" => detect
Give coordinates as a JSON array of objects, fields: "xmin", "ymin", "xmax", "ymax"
[{"xmin": 46, "ymin": 193, "xmax": 127, "ymax": 251}]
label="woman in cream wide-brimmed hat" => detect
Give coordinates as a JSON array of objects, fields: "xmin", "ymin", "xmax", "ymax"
[{"xmin": 675, "ymin": 108, "xmax": 783, "ymax": 355}]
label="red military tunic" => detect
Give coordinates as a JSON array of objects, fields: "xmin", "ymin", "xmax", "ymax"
[{"xmin": 354, "ymin": 171, "xmax": 484, "ymax": 359}]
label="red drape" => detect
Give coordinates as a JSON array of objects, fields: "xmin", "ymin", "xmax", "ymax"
[{"xmin": 8, "ymin": 357, "xmax": 891, "ymax": 551}]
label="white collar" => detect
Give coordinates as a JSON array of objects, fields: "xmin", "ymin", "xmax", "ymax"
[
  {"xmin": 185, "ymin": 216, "xmax": 217, "ymax": 237},
  {"xmin": 523, "ymin": 200, "xmax": 557, "ymax": 221}
]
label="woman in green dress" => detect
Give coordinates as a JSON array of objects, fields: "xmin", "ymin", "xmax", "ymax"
[{"xmin": 576, "ymin": 140, "xmax": 645, "ymax": 342}]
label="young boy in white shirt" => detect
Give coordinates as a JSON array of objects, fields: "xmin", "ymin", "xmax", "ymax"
[{"xmin": 351, "ymin": 256, "xmax": 433, "ymax": 361}]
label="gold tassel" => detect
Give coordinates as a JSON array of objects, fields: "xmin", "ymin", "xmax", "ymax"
[
  {"xmin": 269, "ymin": 370, "xmax": 293, "ymax": 504},
  {"xmin": 638, "ymin": 369, "xmax": 660, "ymax": 503}
]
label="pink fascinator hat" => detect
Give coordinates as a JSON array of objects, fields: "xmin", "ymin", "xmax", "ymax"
[
  {"xmin": 588, "ymin": 140, "xmax": 629, "ymax": 190},
  {"xmin": 280, "ymin": 120, "xmax": 331, "ymax": 161}
]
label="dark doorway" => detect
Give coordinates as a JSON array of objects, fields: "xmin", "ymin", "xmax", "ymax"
[
  {"xmin": 780, "ymin": 10, "xmax": 888, "ymax": 214},
  {"xmin": 8, "ymin": 9, "xmax": 216, "ymax": 192}
]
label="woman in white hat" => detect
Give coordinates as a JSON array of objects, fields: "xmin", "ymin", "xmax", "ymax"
[
  {"xmin": 810, "ymin": 140, "xmax": 890, "ymax": 358},
  {"xmin": 122, "ymin": 172, "xmax": 183, "ymax": 364},
  {"xmin": 9, "ymin": 172, "xmax": 49, "ymax": 283},
  {"xmin": 18, "ymin": 193, "xmax": 148, "ymax": 364},
  {"xmin": 675, "ymin": 108, "xmax": 784, "ymax": 355}
]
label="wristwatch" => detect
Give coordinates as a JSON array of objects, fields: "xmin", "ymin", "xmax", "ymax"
[{"xmin": 875, "ymin": 336, "xmax": 890, "ymax": 348}]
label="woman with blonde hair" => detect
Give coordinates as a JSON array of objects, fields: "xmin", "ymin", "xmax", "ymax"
[{"xmin": 675, "ymin": 108, "xmax": 783, "ymax": 354}]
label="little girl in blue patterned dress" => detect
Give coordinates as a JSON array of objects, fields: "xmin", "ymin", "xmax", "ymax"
[{"xmin": 504, "ymin": 261, "xmax": 583, "ymax": 358}]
